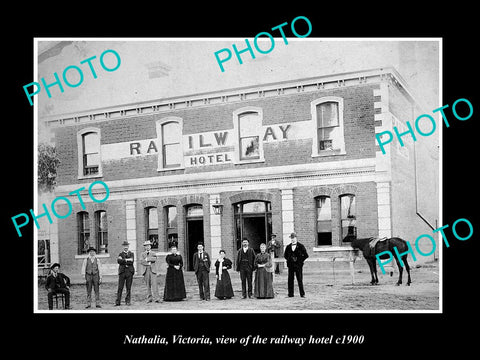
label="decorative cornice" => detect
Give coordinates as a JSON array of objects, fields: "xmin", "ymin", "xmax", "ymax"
[
  {"xmin": 57, "ymin": 162, "xmax": 377, "ymax": 198},
  {"xmin": 42, "ymin": 67, "xmax": 421, "ymax": 128}
]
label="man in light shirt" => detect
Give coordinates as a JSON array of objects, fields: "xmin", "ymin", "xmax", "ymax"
[
  {"xmin": 141, "ymin": 240, "xmax": 160, "ymax": 303},
  {"xmin": 81, "ymin": 246, "xmax": 102, "ymax": 308}
]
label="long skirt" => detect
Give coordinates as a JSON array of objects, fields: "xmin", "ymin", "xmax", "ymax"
[
  {"xmin": 254, "ymin": 268, "xmax": 274, "ymax": 298},
  {"xmin": 163, "ymin": 268, "xmax": 186, "ymax": 301},
  {"xmin": 214, "ymin": 270, "xmax": 234, "ymax": 299}
]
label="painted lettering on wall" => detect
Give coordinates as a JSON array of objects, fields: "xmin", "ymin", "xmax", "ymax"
[
  {"xmin": 186, "ymin": 152, "xmax": 233, "ymax": 167},
  {"xmin": 100, "ymin": 122, "xmax": 303, "ymax": 163}
]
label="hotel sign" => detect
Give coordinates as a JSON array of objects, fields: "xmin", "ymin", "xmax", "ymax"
[{"xmin": 101, "ymin": 121, "xmax": 312, "ymax": 167}]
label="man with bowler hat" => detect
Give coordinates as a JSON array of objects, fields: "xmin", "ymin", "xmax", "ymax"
[
  {"xmin": 236, "ymin": 238, "xmax": 256, "ymax": 299},
  {"xmin": 45, "ymin": 263, "xmax": 71, "ymax": 310},
  {"xmin": 115, "ymin": 240, "xmax": 135, "ymax": 306},
  {"xmin": 284, "ymin": 232, "xmax": 309, "ymax": 297},
  {"xmin": 81, "ymin": 246, "xmax": 102, "ymax": 308},
  {"xmin": 141, "ymin": 240, "xmax": 160, "ymax": 303}
]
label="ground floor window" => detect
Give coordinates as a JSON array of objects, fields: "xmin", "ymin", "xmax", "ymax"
[
  {"xmin": 77, "ymin": 211, "xmax": 90, "ymax": 254},
  {"xmin": 340, "ymin": 194, "xmax": 357, "ymax": 242},
  {"xmin": 145, "ymin": 207, "xmax": 159, "ymax": 249},
  {"xmin": 165, "ymin": 206, "xmax": 178, "ymax": 250},
  {"xmin": 316, "ymin": 196, "xmax": 332, "ymax": 246}
]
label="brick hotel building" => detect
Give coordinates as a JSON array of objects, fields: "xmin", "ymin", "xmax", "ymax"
[{"xmin": 40, "ymin": 67, "xmax": 439, "ymax": 275}]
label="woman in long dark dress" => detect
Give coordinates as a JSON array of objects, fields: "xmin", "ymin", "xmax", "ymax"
[
  {"xmin": 254, "ymin": 243, "xmax": 274, "ymax": 299},
  {"xmin": 214, "ymin": 250, "xmax": 234, "ymax": 300},
  {"xmin": 163, "ymin": 246, "xmax": 186, "ymax": 301}
]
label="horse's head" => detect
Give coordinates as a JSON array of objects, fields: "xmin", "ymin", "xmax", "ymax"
[
  {"xmin": 350, "ymin": 238, "xmax": 372, "ymax": 250},
  {"xmin": 350, "ymin": 238, "xmax": 361, "ymax": 249}
]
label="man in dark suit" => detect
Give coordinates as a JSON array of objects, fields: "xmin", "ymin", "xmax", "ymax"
[
  {"xmin": 45, "ymin": 263, "xmax": 71, "ymax": 310},
  {"xmin": 115, "ymin": 240, "xmax": 135, "ymax": 306},
  {"xmin": 236, "ymin": 238, "xmax": 256, "ymax": 299},
  {"xmin": 193, "ymin": 243, "xmax": 211, "ymax": 301},
  {"xmin": 284, "ymin": 232, "xmax": 309, "ymax": 298}
]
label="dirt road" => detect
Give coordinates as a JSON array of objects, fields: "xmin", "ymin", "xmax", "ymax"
[{"xmin": 37, "ymin": 261, "xmax": 439, "ymax": 311}]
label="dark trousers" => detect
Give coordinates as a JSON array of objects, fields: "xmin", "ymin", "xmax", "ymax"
[
  {"xmin": 239, "ymin": 267, "xmax": 253, "ymax": 297},
  {"xmin": 47, "ymin": 288, "xmax": 70, "ymax": 310},
  {"xmin": 86, "ymin": 273, "xmax": 100, "ymax": 305},
  {"xmin": 196, "ymin": 269, "xmax": 210, "ymax": 300},
  {"xmin": 116, "ymin": 271, "xmax": 133, "ymax": 305},
  {"xmin": 287, "ymin": 265, "xmax": 305, "ymax": 297}
]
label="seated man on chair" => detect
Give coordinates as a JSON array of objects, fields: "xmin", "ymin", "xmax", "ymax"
[{"xmin": 46, "ymin": 263, "xmax": 71, "ymax": 310}]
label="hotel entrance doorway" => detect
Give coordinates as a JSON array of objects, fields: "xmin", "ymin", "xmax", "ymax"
[
  {"xmin": 185, "ymin": 204, "xmax": 204, "ymax": 271},
  {"xmin": 234, "ymin": 201, "xmax": 272, "ymax": 253}
]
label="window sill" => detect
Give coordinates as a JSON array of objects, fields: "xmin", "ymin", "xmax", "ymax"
[
  {"xmin": 156, "ymin": 166, "xmax": 185, "ymax": 173},
  {"xmin": 311, "ymin": 150, "xmax": 346, "ymax": 158},
  {"xmin": 75, "ymin": 253, "xmax": 111, "ymax": 259},
  {"xmin": 77, "ymin": 173, "xmax": 103, "ymax": 180},
  {"xmin": 236, "ymin": 157, "xmax": 265, "ymax": 165},
  {"xmin": 312, "ymin": 246, "xmax": 355, "ymax": 252}
]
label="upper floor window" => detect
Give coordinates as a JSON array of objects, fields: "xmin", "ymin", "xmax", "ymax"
[
  {"xmin": 156, "ymin": 118, "xmax": 184, "ymax": 171},
  {"xmin": 77, "ymin": 128, "xmax": 102, "ymax": 178},
  {"xmin": 233, "ymin": 107, "xmax": 264, "ymax": 163},
  {"xmin": 311, "ymin": 97, "xmax": 345, "ymax": 156},
  {"xmin": 340, "ymin": 194, "xmax": 356, "ymax": 242},
  {"xmin": 316, "ymin": 196, "xmax": 332, "ymax": 246}
]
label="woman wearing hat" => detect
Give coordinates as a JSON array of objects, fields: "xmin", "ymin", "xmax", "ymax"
[{"xmin": 81, "ymin": 246, "xmax": 102, "ymax": 308}]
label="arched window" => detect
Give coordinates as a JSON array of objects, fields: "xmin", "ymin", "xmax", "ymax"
[
  {"xmin": 156, "ymin": 118, "xmax": 184, "ymax": 170},
  {"xmin": 315, "ymin": 196, "xmax": 332, "ymax": 246},
  {"xmin": 77, "ymin": 211, "xmax": 90, "ymax": 254},
  {"xmin": 95, "ymin": 210, "xmax": 108, "ymax": 253},
  {"xmin": 239, "ymin": 112, "xmax": 261, "ymax": 160},
  {"xmin": 340, "ymin": 194, "xmax": 356, "ymax": 242},
  {"xmin": 164, "ymin": 206, "xmax": 178, "ymax": 249},
  {"xmin": 311, "ymin": 97, "xmax": 345, "ymax": 156},
  {"xmin": 145, "ymin": 207, "xmax": 159, "ymax": 249},
  {"xmin": 233, "ymin": 107, "xmax": 264, "ymax": 163},
  {"xmin": 77, "ymin": 128, "xmax": 102, "ymax": 178}
]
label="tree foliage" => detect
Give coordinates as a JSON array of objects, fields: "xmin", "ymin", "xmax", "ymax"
[{"xmin": 38, "ymin": 143, "xmax": 60, "ymax": 193}]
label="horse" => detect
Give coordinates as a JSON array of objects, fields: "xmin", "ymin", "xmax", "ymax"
[{"xmin": 351, "ymin": 237, "xmax": 412, "ymax": 286}]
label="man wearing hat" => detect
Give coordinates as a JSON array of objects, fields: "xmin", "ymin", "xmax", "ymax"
[
  {"xmin": 115, "ymin": 240, "xmax": 135, "ymax": 306},
  {"xmin": 81, "ymin": 246, "xmax": 102, "ymax": 308},
  {"xmin": 141, "ymin": 240, "xmax": 160, "ymax": 303},
  {"xmin": 45, "ymin": 263, "xmax": 71, "ymax": 310},
  {"xmin": 284, "ymin": 232, "xmax": 309, "ymax": 298},
  {"xmin": 267, "ymin": 233, "xmax": 282, "ymax": 274}
]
